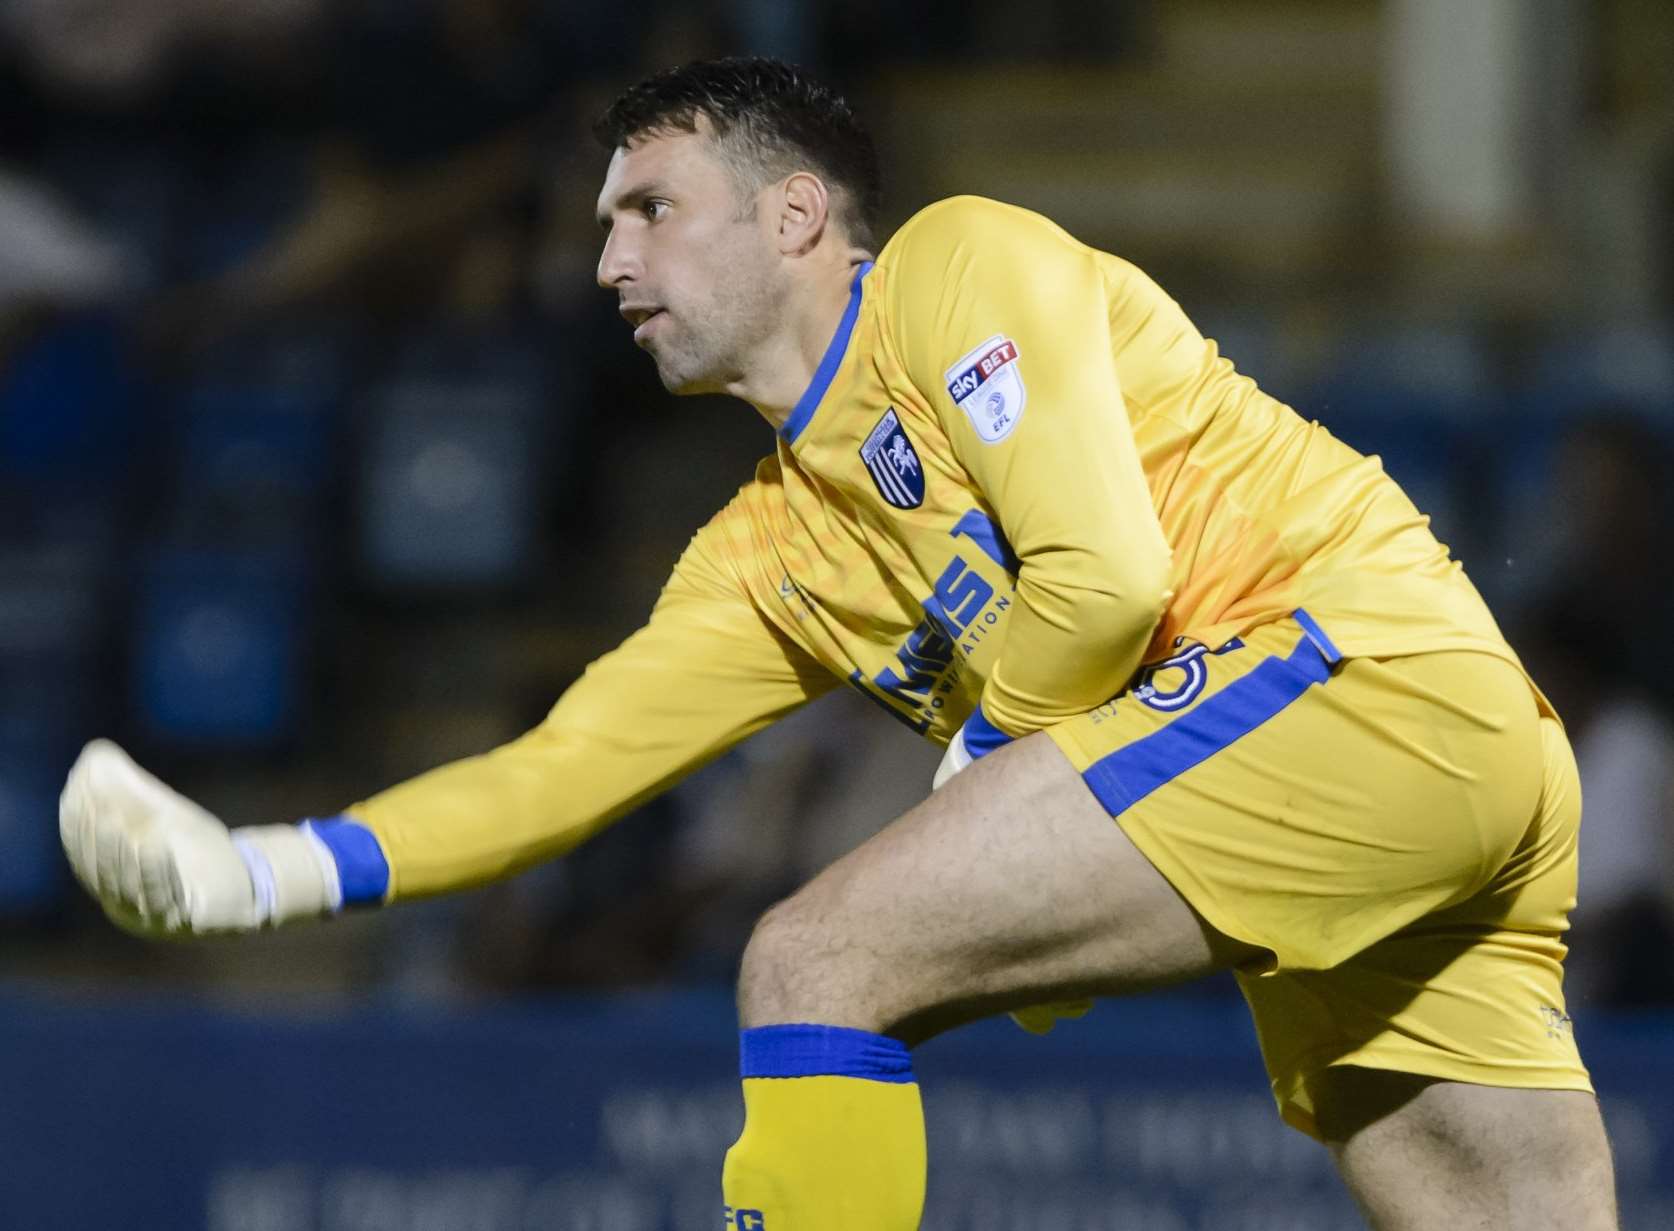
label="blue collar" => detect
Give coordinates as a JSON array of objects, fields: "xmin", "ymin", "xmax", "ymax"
[{"xmin": 778, "ymin": 261, "xmax": 873, "ymax": 445}]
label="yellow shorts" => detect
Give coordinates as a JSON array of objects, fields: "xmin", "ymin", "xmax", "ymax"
[{"xmin": 1046, "ymin": 612, "xmax": 1593, "ymax": 1138}]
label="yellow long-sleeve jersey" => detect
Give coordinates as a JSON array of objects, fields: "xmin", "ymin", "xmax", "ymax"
[{"xmin": 353, "ymin": 195, "xmax": 1530, "ymax": 901}]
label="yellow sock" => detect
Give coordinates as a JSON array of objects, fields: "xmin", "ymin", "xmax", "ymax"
[{"xmin": 722, "ymin": 1024, "xmax": 926, "ymax": 1230}]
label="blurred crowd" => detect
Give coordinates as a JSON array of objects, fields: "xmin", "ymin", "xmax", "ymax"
[{"xmin": 1, "ymin": 0, "xmax": 1671, "ymax": 1013}]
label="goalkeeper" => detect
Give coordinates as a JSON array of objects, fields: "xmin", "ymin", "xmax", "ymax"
[{"xmin": 62, "ymin": 57, "xmax": 1618, "ymax": 1231}]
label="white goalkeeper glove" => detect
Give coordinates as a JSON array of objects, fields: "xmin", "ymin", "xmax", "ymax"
[{"xmin": 59, "ymin": 739, "xmax": 343, "ymax": 936}]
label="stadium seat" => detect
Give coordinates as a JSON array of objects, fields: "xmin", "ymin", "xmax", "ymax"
[
  {"xmin": 172, "ymin": 382, "xmax": 339, "ymax": 545},
  {"xmin": 131, "ymin": 548, "xmax": 310, "ymax": 748},
  {"xmin": 0, "ymin": 310, "xmax": 139, "ymax": 482},
  {"xmin": 148, "ymin": 317, "xmax": 357, "ymax": 552},
  {"xmin": 356, "ymin": 323, "xmax": 558, "ymax": 591},
  {"xmin": 1516, "ymin": 320, "xmax": 1674, "ymax": 423},
  {"xmin": 357, "ymin": 383, "xmax": 544, "ymax": 588}
]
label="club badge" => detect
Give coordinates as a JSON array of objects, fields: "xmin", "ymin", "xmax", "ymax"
[{"xmin": 859, "ymin": 407, "xmax": 925, "ymax": 509}]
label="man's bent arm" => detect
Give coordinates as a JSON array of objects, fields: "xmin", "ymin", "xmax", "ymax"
[{"xmin": 884, "ymin": 196, "xmax": 1173, "ymax": 746}]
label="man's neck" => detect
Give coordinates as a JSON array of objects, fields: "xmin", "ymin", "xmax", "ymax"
[{"xmin": 731, "ymin": 256, "xmax": 869, "ymax": 432}]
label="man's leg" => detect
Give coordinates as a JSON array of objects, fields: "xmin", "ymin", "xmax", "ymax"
[
  {"xmin": 1314, "ymin": 1068, "xmax": 1618, "ymax": 1231},
  {"xmin": 721, "ymin": 731, "xmax": 1262, "ymax": 1230},
  {"xmin": 736, "ymin": 731, "xmax": 1259, "ymax": 1035},
  {"xmin": 722, "ymin": 623, "xmax": 1617, "ymax": 1229},
  {"xmin": 1228, "ymin": 652, "xmax": 1617, "ymax": 1230}
]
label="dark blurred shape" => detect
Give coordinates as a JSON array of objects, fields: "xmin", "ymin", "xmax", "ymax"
[
  {"xmin": 820, "ymin": 0, "xmax": 1149, "ymax": 72},
  {"xmin": 1519, "ymin": 589, "xmax": 1674, "ymax": 1007},
  {"xmin": 1303, "ymin": 321, "xmax": 1500, "ymax": 568},
  {"xmin": 1519, "ymin": 410, "xmax": 1674, "ymax": 701},
  {"xmin": 1661, "ymin": 150, "xmax": 1674, "ymax": 315},
  {"xmin": 0, "ymin": 309, "xmax": 139, "ymax": 916},
  {"xmin": 0, "ymin": 542, "xmax": 103, "ymax": 915},
  {"xmin": 323, "ymin": 0, "xmax": 634, "ymax": 168},
  {"xmin": 1514, "ymin": 409, "xmax": 1674, "ymax": 1006}
]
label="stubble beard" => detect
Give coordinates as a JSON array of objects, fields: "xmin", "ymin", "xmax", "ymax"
[
  {"xmin": 651, "ymin": 315, "xmax": 728, "ymax": 395},
  {"xmin": 654, "ymin": 258, "xmax": 784, "ymax": 398}
]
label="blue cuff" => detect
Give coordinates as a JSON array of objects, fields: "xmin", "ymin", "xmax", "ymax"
[
  {"xmin": 960, "ymin": 702, "xmax": 1014, "ymax": 760},
  {"xmin": 740, "ymin": 1024, "xmax": 915, "ymax": 1083},
  {"xmin": 300, "ymin": 815, "xmax": 390, "ymax": 906}
]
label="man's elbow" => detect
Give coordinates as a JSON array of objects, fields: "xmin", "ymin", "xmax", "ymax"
[
  {"xmin": 1083, "ymin": 546, "xmax": 1174, "ymax": 651},
  {"xmin": 1105, "ymin": 571, "xmax": 1172, "ymax": 643},
  {"xmin": 1029, "ymin": 550, "xmax": 1171, "ymax": 638},
  {"xmin": 1092, "ymin": 538, "xmax": 1172, "ymax": 616}
]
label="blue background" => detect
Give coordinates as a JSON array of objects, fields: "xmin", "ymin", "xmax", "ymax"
[{"xmin": 3, "ymin": 985, "xmax": 1669, "ymax": 1231}]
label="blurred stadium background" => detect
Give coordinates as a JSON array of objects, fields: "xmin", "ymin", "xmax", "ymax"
[{"xmin": 1, "ymin": 1, "xmax": 1672, "ymax": 1227}]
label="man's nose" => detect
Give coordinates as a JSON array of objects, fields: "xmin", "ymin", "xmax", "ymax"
[{"xmin": 596, "ymin": 230, "xmax": 639, "ymax": 289}]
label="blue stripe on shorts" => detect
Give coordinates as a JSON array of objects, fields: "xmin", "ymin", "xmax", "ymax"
[{"xmin": 1082, "ymin": 616, "xmax": 1337, "ymax": 818}]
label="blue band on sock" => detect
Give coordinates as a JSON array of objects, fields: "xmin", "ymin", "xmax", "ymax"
[
  {"xmin": 740, "ymin": 1024, "xmax": 915, "ymax": 1083},
  {"xmin": 301, "ymin": 815, "xmax": 390, "ymax": 906}
]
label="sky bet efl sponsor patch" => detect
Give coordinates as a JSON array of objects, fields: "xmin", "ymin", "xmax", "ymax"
[
  {"xmin": 944, "ymin": 334, "xmax": 1026, "ymax": 443},
  {"xmin": 860, "ymin": 407, "xmax": 926, "ymax": 509}
]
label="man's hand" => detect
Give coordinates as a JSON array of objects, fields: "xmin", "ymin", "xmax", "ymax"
[{"xmin": 59, "ymin": 740, "xmax": 340, "ymax": 936}]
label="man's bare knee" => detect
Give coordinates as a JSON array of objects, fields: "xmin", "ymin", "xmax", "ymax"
[
  {"xmin": 737, "ymin": 900, "xmax": 806, "ymax": 1028},
  {"xmin": 736, "ymin": 895, "xmax": 887, "ymax": 1031}
]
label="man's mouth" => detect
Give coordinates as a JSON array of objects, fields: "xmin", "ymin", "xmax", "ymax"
[{"xmin": 621, "ymin": 306, "xmax": 665, "ymax": 343}]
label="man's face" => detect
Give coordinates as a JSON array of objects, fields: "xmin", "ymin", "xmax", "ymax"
[{"xmin": 595, "ymin": 127, "xmax": 784, "ymax": 394}]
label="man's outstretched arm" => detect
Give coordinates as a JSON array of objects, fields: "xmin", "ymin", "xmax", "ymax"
[{"xmin": 61, "ymin": 510, "xmax": 836, "ymax": 935}]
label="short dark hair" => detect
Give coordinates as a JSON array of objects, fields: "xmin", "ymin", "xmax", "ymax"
[{"xmin": 594, "ymin": 57, "xmax": 882, "ymax": 250}]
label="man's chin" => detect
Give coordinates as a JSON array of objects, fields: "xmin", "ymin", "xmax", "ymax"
[
  {"xmin": 657, "ymin": 367, "xmax": 696, "ymax": 395},
  {"xmin": 655, "ymin": 362, "xmax": 718, "ymax": 397}
]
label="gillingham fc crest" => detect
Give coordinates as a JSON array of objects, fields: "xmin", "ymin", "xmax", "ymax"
[{"xmin": 860, "ymin": 407, "xmax": 925, "ymax": 509}]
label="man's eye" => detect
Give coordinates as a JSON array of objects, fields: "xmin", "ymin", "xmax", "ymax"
[{"xmin": 643, "ymin": 200, "xmax": 668, "ymax": 220}]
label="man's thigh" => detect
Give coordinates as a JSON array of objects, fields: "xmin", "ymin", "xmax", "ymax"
[
  {"xmin": 736, "ymin": 730, "xmax": 1261, "ymax": 1042},
  {"xmin": 1317, "ymin": 1070, "xmax": 1618, "ymax": 1231},
  {"xmin": 741, "ymin": 617, "xmax": 1345, "ymax": 1042},
  {"xmin": 742, "ymin": 610, "xmax": 1583, "ymax": 1110},
  {"xmin": 1046, "ymin": 616, "xmax": 1593, "ymax": 1136},
  {"xmin": 1045, "ymin": 618, "xmax": 1545, "ymax": 974}
]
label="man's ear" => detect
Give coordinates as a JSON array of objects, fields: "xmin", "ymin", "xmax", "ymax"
[{"xmin": 776, "ymin": 171, "xmax": 831, "ymax": 256}]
